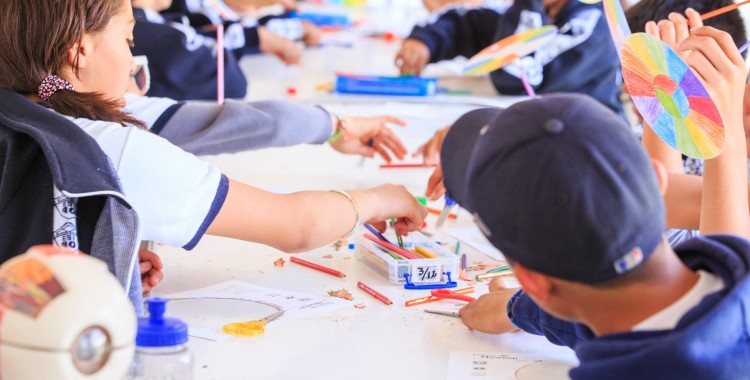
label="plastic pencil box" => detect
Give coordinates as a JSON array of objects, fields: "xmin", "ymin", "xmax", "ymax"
[
  {"xmin": 335, "ymin": 74, "xmax": 438, "ymax": 96},
  {"xmin": 355, "ymin": 232, "xmax": 459, "ymax": 287}
]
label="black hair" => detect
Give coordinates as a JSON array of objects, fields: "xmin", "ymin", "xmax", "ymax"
[{"xmin": 626, "ymin": 0, "xmax": 747, "ymax": 48}]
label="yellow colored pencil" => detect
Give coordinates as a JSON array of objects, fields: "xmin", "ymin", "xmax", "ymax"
[{"xmin": 414, "ymin": 246, "xmax": 438, "ymax": 259}]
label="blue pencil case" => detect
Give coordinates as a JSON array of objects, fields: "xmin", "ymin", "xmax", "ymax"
[
  {"xmin": 335, "ymin": 74, "xmax": 438, "ymax": 96},
  {"xmin": 291, "ymin": 12, "xmax": 351, "ymax": 27}
]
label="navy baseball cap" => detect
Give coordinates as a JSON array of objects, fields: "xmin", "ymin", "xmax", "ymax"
[
  {"xmin": 440, "ymin": 108, "xmax": 506, "ymax": 211},
  {"xmin": 442, "ymin": 94, "xmax": 665, "ymax": 284}
]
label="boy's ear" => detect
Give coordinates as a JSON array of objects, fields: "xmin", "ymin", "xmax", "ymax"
[
  {"xmin": 650, "ymin": 159, "xmax": 668, "ymax": 196},
  {"xmin": 513, "ymin": 263, "xmax": 554, "ymax": 303}
]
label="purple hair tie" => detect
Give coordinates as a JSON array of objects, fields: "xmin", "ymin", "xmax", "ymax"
[{"xmin": 38, "ymin": 74, "xmax": 74, "ymax": 101}]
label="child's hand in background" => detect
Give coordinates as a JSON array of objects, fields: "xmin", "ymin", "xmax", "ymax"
[
  {"xmin": 258, "ymin": 27, "xmax": 303, "ymax": 64},
  {"xmin": 301, "ymin": 21, "xmax": 322, "ymax": 47},
  {"xmin": 329, "ymin": 115, "xmax": 408, "ymax": 162},
  {"xmin": 395, "ymin": 39, "xmax": 431, "ymax": 75},
  {"xmin": 413, "ymin": 125, "xmax": 451, "ymax": 165}
]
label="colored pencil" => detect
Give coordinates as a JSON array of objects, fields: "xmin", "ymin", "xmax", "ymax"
[
  {"xmin": 364, "ymin": 223, "xmax": 391, "ymax": 244},
  {"xmin": 379, "ymin": 163, "xmax": 437, "ymax": 169},
  {"xmin": 487, "ymin": 265, "xmax": 511, "ymax": 274},
  {"xmin": 290, "ymin": 256, "xmax": 346, "ymax": 278},
  {"xmin": 699, "ymin": 0, "xmax": 750, "ymax": 22},
  {"xmin": 414, "ymin": 246, "xmax": 438, "ymax": 259},
  {"xmin": 357, "ymin": 281, "xmax": 393, "ymax": 305},
  {"xmin": 475, "ymin": 270, "xmax": 513, "ymax": 282},
  {"xmin": 454, "ymin": 242, "xmax": 461, "ymax": 256},
  {"xmin": 404, "ymin": 287, "xmax": 474, "ymax": 307},
  {"xmin": 427, "ymin": 207, "xmax": 457, "ymax": 219},
  {"xmin": 391, "ymin": 219, "xmax": 405, "ymax": 248},
  {"xmin": 363, "ymin": 233, "xmax": 420, "ymax": 259}
]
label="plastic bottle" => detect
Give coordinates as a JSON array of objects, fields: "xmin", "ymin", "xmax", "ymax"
[{"xmin": 126, "ymin": 298, "xmax": 194, "ymax": 380}]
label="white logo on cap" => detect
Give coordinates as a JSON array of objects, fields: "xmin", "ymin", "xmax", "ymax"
[
  {"xmin": 480, "ymin": 124, "xmax": 490, "ymax": 135},
  {"xmin": 614, "ymin": 247, "xmax": 644, "ymax": 274}
]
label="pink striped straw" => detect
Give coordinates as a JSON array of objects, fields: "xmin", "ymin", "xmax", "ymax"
[
  {"xmin": 515, "ymin": 59, "xmax": 536, "ymax": 98},
  {"xmin": 217, "ymin": 24, "xmax": 225, "ymax": 105}
]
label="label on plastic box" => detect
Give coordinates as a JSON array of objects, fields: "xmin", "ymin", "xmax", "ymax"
[{"xmin": 411, "ymin": 264, "xmax": 441, "ymax": 283}]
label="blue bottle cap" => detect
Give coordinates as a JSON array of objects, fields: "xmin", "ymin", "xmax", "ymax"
[{"xmin": 136, "ymin": 298, "xmax": 188, "ymax": 347}]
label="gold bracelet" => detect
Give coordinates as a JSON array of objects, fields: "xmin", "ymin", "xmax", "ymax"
[{"xmin": 330, "ymin": 190, "xmax": 360, "ymax": 238}]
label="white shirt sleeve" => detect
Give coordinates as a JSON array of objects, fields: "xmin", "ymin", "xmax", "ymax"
[{"xmin": 72, "ymin": 118, "xmax": 227, "ymax": 249}]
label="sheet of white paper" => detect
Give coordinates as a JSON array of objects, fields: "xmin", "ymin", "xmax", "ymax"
[
  {"xmin": 448, "ymin": 225, "xmax": 505, "ymax": 261},
  {"xmin": 158, "ymin": 281, "xmax": 351, "ymax": 341},
  {"xmin": 446, "ymin": 351, "xmax": 576, "ymax": 380}
]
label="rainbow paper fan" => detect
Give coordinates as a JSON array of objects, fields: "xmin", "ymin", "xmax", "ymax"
[
  {"xmin": 463, "ymin": 26, "xmax": 558, "ymax": 76},
  {"xmin": 577, "ymin": 0, "xmax": 631, "ymax": 55},
  {"xmin": 622, "ymin": 33, "xmax": 724, "ymax": 159}
]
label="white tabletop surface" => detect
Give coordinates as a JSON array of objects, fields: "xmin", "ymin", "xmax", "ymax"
[{"xmin": 151, "ymin": 4, "xmax": 575, "ymax": 380}]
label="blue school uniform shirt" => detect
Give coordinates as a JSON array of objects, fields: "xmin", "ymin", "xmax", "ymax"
[
  {"xmin": 131, "ymin": 7, "xmax": 248, "ymax": 100},
  {"xmin": 408, "ymin": 0, "xmax": 623, "ymax": 115},
  {"xmin": 509, "ymin": 235, "xmax": 750, "ymax": 380}
]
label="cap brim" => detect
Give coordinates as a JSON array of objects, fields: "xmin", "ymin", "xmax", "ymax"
[{"xmin": 441, "ymin": 108, "xmax": 505, "ymax": 212}]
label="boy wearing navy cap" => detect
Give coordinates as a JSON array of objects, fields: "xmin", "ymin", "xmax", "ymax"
[{"xmin": 440, "ymin": 27, "xmax": 750, "ymax": 379}]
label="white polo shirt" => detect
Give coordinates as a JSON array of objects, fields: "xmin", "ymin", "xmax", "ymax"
[{"xmin": 66, "ymin": 116, "xmax": 227, "ymax": 249}]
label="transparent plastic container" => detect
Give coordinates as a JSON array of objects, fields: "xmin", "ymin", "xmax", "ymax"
[
  {"xmin": 356, "ymin": 232, "xmax": 459, "ymax": 285},
  {"xmin": 126, "ymin": 298, "xmax": 194, "ymax": 380}
]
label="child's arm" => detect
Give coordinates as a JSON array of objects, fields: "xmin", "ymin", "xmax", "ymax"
[
  {"xmin": 149, "ymin": 99, "xmax": 407, "ymax": 160},
  {"xmin": 395, "ymin": 8, "xmax": 500, "ymax": 75},
  {"xmin": 678, "ymin": 26, "xmax": 750, "ymax": 236},
  {"xmin": 207, "ymin": 181, "xmax": 427, "ymax": 253}
]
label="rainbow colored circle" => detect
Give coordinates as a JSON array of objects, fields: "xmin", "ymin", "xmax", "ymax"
[
  {"xmin": 622, "ymin": 33, "xmax": 724, "ymax": 159},
  {"xmin": 463, "ymin": 26, "xmax": 558, "ymax": 76}
]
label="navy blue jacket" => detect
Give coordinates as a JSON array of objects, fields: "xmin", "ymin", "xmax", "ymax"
[
  {"xmin": 511, "ymin": 235, "xmax": 750, "ymax": 379},
  {"xmin": 131, "ymin": 8, "xmax": 248, "ymax": 100},
  {"xmin": 408, "ymin": 0, "xmax": 623, "ymax": 115}
]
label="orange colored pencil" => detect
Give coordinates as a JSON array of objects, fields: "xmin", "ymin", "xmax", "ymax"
[
  {"xmin": 357, "ymin": 281, "xmax": 393, "ymax": 305},
  {"xmin": 290, "ymin": 256, "xmax": 346, "ymax": 278},
  {"xmin": 700, "ymin": 0, "xmax": 750, "ymax": 21},
  {"xmin": 404, "ymin": 287, "xmax": 474, "ymax": 307},
  {"xmin": 427, "ymin": 207, "xmax": 457, "ymax": 219}
]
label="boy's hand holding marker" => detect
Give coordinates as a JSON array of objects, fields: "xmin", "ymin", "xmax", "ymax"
[{"xmin": 258, "ymin": 26, "xmax": 303, "ymax": 64}]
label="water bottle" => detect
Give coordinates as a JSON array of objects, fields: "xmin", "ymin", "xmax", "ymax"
[{"xmin": 126, "ymin": 298, "xmax": 194, "ymax": 380}]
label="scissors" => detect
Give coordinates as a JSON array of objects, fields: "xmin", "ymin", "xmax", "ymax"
[
  {"xmin": 430, "ymin": 289, "xmax": 476, "ymax": 302},
  {"xmin": 423, "ymin": 309, "xmax": 461, "ymax": 318}
]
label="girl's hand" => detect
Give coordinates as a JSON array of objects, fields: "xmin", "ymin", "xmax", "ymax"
[
  {"xmin": 365, "ymin": 184, "xmax": 427, "ymax": 235},
  {"xmin": 139, "ymin": 249, "xmax": 164, "ymax": 295},
  {"xmin": 395, "ymin": 39, "xmax": 431, "ymax": 75},
  {"xmin": 258, "ymin": 27, "xmax": 302, "ymax": 65},
  {"xmin": 329, "ymin": 116, "xmax": 408, "ymax": 162}
]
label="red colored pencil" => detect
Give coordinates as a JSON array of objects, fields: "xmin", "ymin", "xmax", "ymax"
[
  {"xmin": 357, "ymin": 281, "xmax": 393, "ymax": 305},
  {"xmin": 290, "ymin": 256, "xmax": 346, "ymax": 278},
  {"xmin": 379, "ymin": 163, "xmax": 437, "ymax": 169},
  {"xmin": 363, "ymin": 233, "xmax": 420, "ymax": 259}
]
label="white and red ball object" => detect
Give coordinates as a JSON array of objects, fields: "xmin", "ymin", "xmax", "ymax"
[{"xmin": 0, "ymin": 245, "xmax": 136, "ymax": 379}]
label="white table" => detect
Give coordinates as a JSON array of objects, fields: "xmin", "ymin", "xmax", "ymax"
[{"xmin": 152, "ymin": 5, "xmax": 575, "ymax": 380}]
